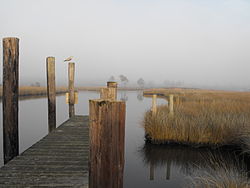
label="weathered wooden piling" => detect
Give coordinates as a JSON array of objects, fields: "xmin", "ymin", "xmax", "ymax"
[
  {"xmin": 107, "ymin": 81, "xmax": 118, "ymax": 100},
  {"xmin": 68, "ymin": 62, "xmax": 75, "ymax": 118},
  {"xmin": 89, "ymin": 99, "xmax": 126, "ymax": 188},
  {"xmin": 169, "ymin": 94, "xmax": 174, "ymax": 116},
  {"xmin": 100, "ymin": 82, "xmax": 118, "ymax": 100},
  {"xmin": 151, "ymin": 94, "xmax": 157, "ymax": 115},
  {"xmin": 69, "ymin": 104, "xmax": 75, "ymax": 118},
  {"xmin": 2, "ymin": 37, "xmax": 19, "ymax": 164},
  {"xmin": 46, "ymin": 57, "xmax": 56, "ymax": 132}
]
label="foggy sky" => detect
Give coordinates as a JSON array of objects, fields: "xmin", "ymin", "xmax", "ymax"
[{"xmin": 1, "ymin": 0, "xmax": 250, "ymax": 89}]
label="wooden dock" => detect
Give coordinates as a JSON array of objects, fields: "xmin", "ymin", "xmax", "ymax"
[{"xmin": 0, "ymin": 115, "xmax": 89, "ymax": 187}]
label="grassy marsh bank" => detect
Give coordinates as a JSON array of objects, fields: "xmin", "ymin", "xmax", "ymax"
[
  {"xmin": 143, "ymin": 89, "xmax": 250, "ymax": 148},
  {"xmin": 188, "ymin": 155, "xmax": 250, "ymax": 188},
  {"xmin": 0, "ymin": 86, "xmax": 68, "ymax": 100},
  {"xmin": 0, "ymin": 86, "xmax": 142, "ymax": 100}
]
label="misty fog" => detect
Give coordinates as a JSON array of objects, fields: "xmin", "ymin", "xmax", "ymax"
[{"xmin": 1, "ymin": 0, "xmax": 250, "ymax": 90}]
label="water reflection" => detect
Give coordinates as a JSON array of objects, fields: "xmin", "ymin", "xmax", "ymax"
[
  {"xmin": 137, "ymin": 91, "xmax": 144, "ymax": 101},
  {"xmin": 139, "ymin": 143, "xmax": 250, "ymax": 183},
  {"xmin": 120, "ymin": 91, "xmax": 128, "ymax": 102}
]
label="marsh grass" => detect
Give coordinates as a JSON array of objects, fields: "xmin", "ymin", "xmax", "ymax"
[
  {"xmin": 143, "ymin": 90, "xmax": 250, "ymax": 147},
  {"xmin": 189, "ymin": 154, "xmax": 250, "ymax": 188},
  {"xmin": 0, "ymin": 86, "xmax": 69, "ymax": 99}
]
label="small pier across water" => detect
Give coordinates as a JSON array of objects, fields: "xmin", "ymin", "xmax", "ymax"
[
  {"xmin": 0, "ymin": 116, "xmax": 89, "ymax": 187},
  {"xmin": 1, "ymin": 37, "xmax": 126, "ymax": 188}
]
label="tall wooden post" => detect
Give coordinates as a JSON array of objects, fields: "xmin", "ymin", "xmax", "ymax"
[
  {"xmin": 169, "ymin": 94, "xmax": 174, "ymax": 116},
  {"xmin": 100, "ymin": 82, "xmax": 118, "ymax": 100},
  {"xmin": 68, "ymin": 62, "xmax": 75, "ymax": 118},
  {"xmin": 89, "ymin": 99, "xmax": 126, "ymax": 188},
  {"xmin": 151, "ymin": 94, "xmax": 157, "ymax": 115},
  {"xmin": 3, "ymin": 37, "xmax": 19, "ymax": 164},
  {"xmin": 46, "ymin": 57, "xmax": 56, "ymax": 133}
]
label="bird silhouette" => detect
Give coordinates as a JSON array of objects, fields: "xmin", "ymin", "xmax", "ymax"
[{"xmin": 64, "ymin": 56, "xmax": 73, "ymax": 62}]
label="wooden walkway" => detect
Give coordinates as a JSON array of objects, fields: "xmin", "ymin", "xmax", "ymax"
[{"xmin": 0, "ymin": 115, "xmax": 89, "ymax": 187}]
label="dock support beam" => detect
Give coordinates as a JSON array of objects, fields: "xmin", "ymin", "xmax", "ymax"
[
  {"xmin": 151, "ymin": 94, "xmax": 157, "ymax": 116},
  {"xmin": 89, "ymin": 99, "xmax": 126, "ymax": 188},
  {"xmin": 3, "ymin": 37, "xmax": 19, "ymax": 164},
  {"xmin": 169, "ymin": 94, "xmax": 174, "ymax": 116},
  {"xmin": 68, "ymin": 62, "xmax": 75, "ymax": 118},
  {"xmin": 107, "ymin": 81, "xmax": 117, "ymax": 100},
  {"xmin": 46, "ymin": 57, "xmax": 56, "ymax": 133}
]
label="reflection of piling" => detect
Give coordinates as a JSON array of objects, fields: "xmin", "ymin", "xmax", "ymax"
[
  {"xmin": 68, "ymin": 63, "xmax": 75, "ymax": 118},
  {"xmin": 151, "ymin": 94, "xmax": 157, "ymax": 116},
  {"xmin": 3, "ymin": 37, "xmax": 19, "ymax": 164},
  {"xmin": 46, "ymin": 57, "xmax": 56, "ymax": 133},
  {"xmin": 100, "ymin": 82, "xmax": 117, "ymax": 100},
  {"xmin": 89, "ymin": 99, "xmax": 126, "ymax": 188},
  {"xmin": 169, "ymin": 94, "xmax": 174, "ymax": 116},
  {"xmin": 166, "ymin": 160, "xmax": 171, "ymax": 180},
  {"xmin": 149, "ymin": 162, "xmax": 155, "ymax": 180}
]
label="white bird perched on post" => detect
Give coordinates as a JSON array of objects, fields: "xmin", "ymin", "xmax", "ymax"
[{"xmin": 64, "ymin": 56, "xmax": 73, "ymax": 62}]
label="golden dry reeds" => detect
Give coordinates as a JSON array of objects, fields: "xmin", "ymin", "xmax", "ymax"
[
  {"xmin": 143, "ymin": 91, "xmax": 250, "ymax": 147},
  {"xmin": 189, "ymin": 155, "xmax": 250, "ymax": 188},
  {"xmin": 0, "ymin": 86, "xmax": 68, "ymax": 99},
  {"xmin": 190, "ymin": 169, "xmax": 249, "ymax": 188}
]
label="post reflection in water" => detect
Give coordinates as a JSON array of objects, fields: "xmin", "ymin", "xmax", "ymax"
[
  {"xmin": 137, "ymin": 91, "xmax": 144, "ymax": 101},
  {"xmin": 120, "ymin": 91, "xmax": 128, "ymax": 102},
  {"xmin": 139, "ymin": 143, "xmax": 250, "ymax": 182}
]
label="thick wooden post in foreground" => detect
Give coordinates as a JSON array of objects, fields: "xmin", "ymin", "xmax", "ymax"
[
  {"xmin": 89, "ymin": 99, "xmax": 126, "ymax": 188},
  {"xmin": 46, "ymin": 57, "xmax": 56, "ymax": 132},
  {"xmin": 68, "ymin": 62, "xmax": 75, "ymax": 118},
  {"xmin": 100, "ymin": 82, "xmax": 118, "ymax": 100},
  {"xmin": 151, "ymin": 94, "xmax": 157, "ymax": 115},
  {"xmin": 169, "ymin": 94, "xmax": 174, "ymax": 116},
  {"xmin": 3, "ymin": 37, "xmax": 19, "ymax": 164}
]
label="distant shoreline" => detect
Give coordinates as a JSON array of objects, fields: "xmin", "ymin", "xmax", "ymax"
[
  {"xmin": 1, "ymin": 86, "xmax": 249, "ymax": 101},
  {"xmin": 0, "ymin": 86, "xmax": 143, "ymax": 100}
]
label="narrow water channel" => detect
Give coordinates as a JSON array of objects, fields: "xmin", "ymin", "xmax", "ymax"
[{"xmin": 0, "ymin": 91, "xmax": 249, "ymax": 187}]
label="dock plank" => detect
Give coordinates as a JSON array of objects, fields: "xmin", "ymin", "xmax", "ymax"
[{"xmin": 0, "ymin": 115, "xmax": 89, "ymax": 188}]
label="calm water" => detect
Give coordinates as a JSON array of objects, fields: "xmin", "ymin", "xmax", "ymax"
[{"xmin": 0, "ymin": 91, "xmax": 249, "ymax": 187}]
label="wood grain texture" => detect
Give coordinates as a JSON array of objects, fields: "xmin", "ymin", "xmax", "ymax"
[
  {"xmin": 3, "ymin": 37, "xmax": 19, "ymax": 164},
  {"xmin": 69, "ymin": 104, "xmax": 75, "ymax": 118},
  {"xmin": 89, "ymin": 100, "xmax": 126, "ymax": 188},
  {"xmin": 68, "ymin": 63, "xmax": 75, "ymax": 105},
  {"xmin": 169, "ymin": 94, "xmax": 174, "ymax": 115},
  {"xmin": 151, "ymin": 94, "xmax": 157, "ymax": 116},
  {"xmin": 0, "ymin": 116, "xmax": 89, "ymax": 187},
  {"xmin": 46, "ymin": 57, "xmax": 56, "ymax": 132},
  {"xmin": 100, "ymin": 88, "xmax": 116, "ymax": 100},
  {"xmin": 107, "ymin": 81, "xmax": 117, "ymax": 100}
]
